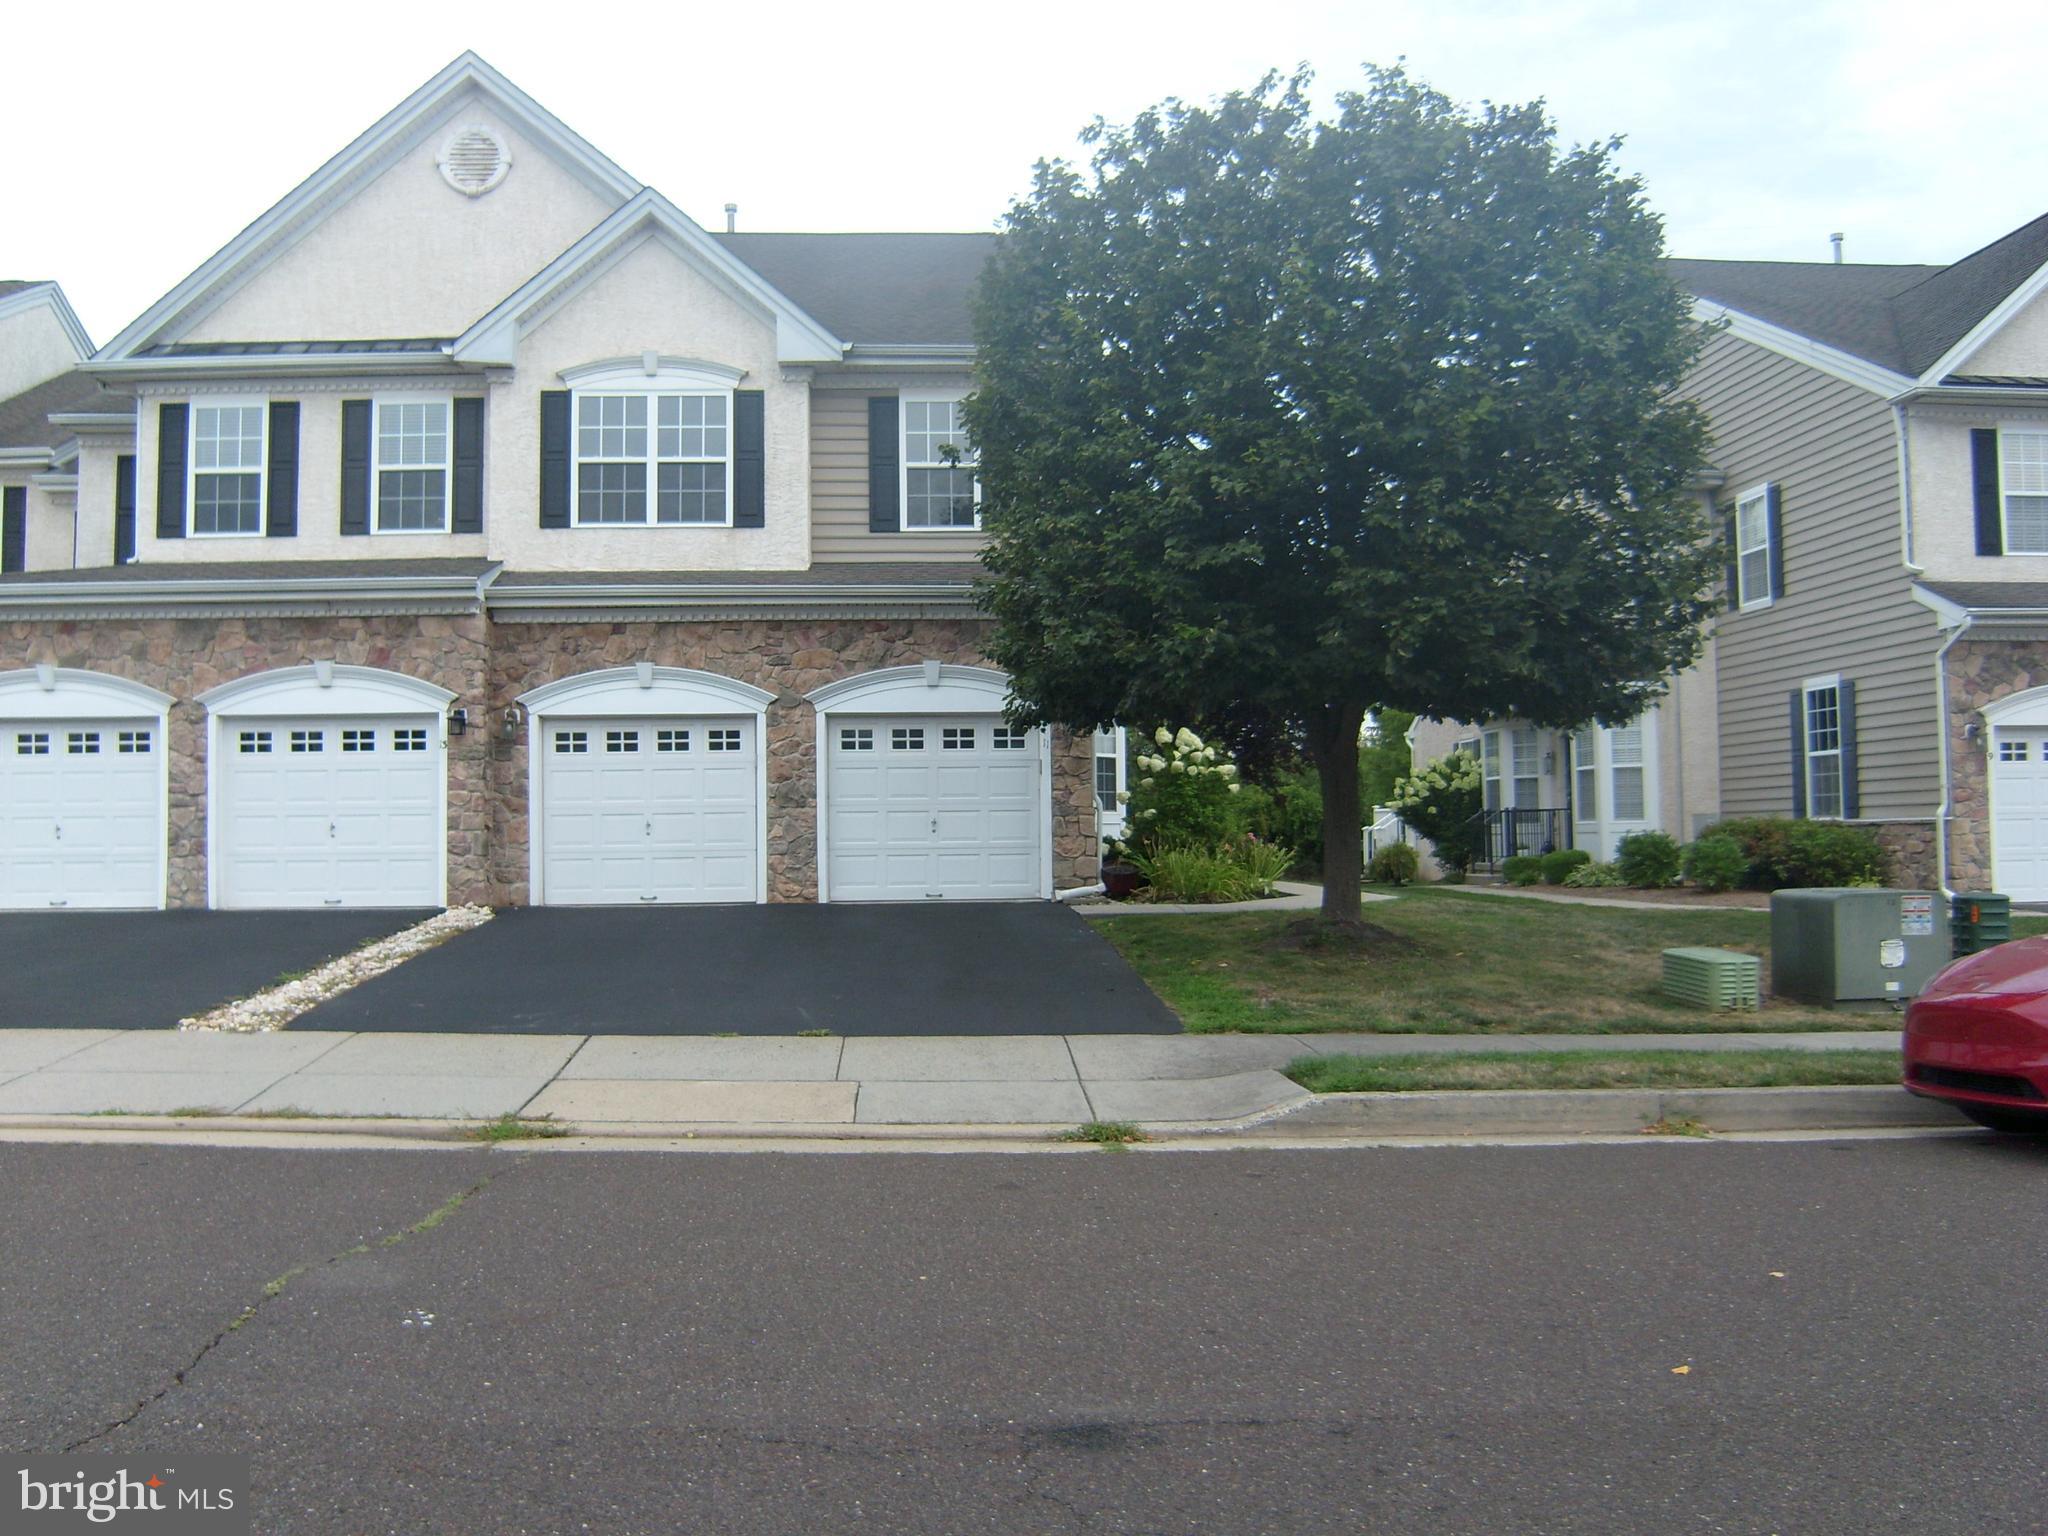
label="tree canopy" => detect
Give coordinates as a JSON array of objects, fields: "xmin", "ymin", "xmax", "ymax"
[{"xmin": 969, "ymin": 66, "xmax": 1718, "ymax": 920}]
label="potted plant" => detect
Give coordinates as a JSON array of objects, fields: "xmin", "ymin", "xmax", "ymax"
[{"xmin": 1101, "ymin": 837, "xmax": 1143, "ymax": 899}]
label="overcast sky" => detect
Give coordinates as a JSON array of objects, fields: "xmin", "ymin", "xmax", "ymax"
[{"xmin": 9, "ymin": 0, "xmax": 2047, "ymax": 347}]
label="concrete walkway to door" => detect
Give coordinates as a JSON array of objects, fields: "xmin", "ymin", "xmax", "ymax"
[{"xmin": 290, "ymin": 903, "xmax": 1181, "ymax": 1036}]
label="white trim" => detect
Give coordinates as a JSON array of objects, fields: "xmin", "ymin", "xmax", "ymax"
[
  {"xmin": 517, "ymin": 666, "xmax": 773, "ymax": 905},
  {"xmin": 0, "ymin": 283, "xmax": 94, "ymax": 359},
  {"xmin": 97, "ymin": 52, "xmax": 640, "ymax": 362},
  {"xmin": 452, "ymin": 189, "xmax": 845, "ymax": 367},
  {"xmin": 0, "ymin": 668, "xmax": 172, "ymax": 911},
  {"xmin": 560, "ymin": 356, "xmax": 745, "ymax": 391},
  {"xmin": 899, "ymin": 389, "xmax": 981, "ymax": 532},
  {"xmin": 570, "ymin": 383, "xmax": 734, "ymax": 529},
  {"xmin": 369, "ymin": 393, "xmax": 453, "ymax": 536},
  {"xmin": 806, "ymin": 664, "xmax": 1051, "ymax": 902},
  {"xmin": 1917, "ymin": 254, "xmax": 2048, "ymax": 386},
  {"xmin": 1733, "ymin": 482, "xmax": 1776, "ymax": 610},
  {"xmin": 199, "ymin": 664, "xmax": 455, "ymax": 910},
  {"xmin": 1688, "ymin": 297, "xmax": 1916, "ymax": 398},
  {"xmin": 1800, "ymin": 675, "xmax": 1846, "ymax": 820},
  {"xmin": 1978, "ymin": 682, "xmax": 2048, "ymax": 729}
]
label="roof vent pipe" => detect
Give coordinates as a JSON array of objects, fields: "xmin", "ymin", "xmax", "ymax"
[
  {"xmin": 1830, "ymin": 232, "xmax": 1844, "ymax": 264},
  {"xmin": 725, "ymin": 203, "xmax": 738, "ymax": 233}
]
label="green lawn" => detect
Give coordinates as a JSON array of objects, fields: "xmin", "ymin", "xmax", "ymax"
[
  {"xmin": 1096, "ymin": 887, "xmax": 1985, "ymax": 1034},
  {"xmin": 1284, "ymin": 1048, "xmax": 1901, "ymax": 1093}
]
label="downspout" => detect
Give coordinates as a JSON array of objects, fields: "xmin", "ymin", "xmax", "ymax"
[
  {"xmin": 1932, "ymin": 614, "xmax": 1974, "ymax": 898},
  {"xmin": 1893, "ymin": 401, "xmax": 1924, "ymax": 574}
]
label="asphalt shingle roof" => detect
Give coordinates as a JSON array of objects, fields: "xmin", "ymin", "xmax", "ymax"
[
  {"xmin": 0, "ymin": 559, "xmax": 495, "ymax": 586},
  {"xmin": 492, "ymin": 564, "xmax": 981, "ymax": 587},
  {"xmin": 0, "ymin": 371, "xmax": 127, "ymax": 452},
  {"xmin": 712, "ymin": 232, "xmax": 996, "ymax": 346},
  {"xmin": 1918, "ymin": 580, "xmax": 2048, "ymax": 611}
]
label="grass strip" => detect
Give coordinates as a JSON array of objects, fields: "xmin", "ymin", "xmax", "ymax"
[{"xmin": 1283, "ymin": 1048, "xmax": 1901, "ymax": 1094}]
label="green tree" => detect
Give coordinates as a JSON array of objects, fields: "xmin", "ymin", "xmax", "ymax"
[
  {"xmin": 1359, "ymin": 710, "xmax": 1416, "ymax": 809},
  {"xmin": 971, "ymin": 66, "xmax": 1717, "ymax": 925}
]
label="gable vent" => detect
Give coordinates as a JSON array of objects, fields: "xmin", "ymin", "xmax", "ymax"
[{"xmin": 438, "ymin": 126, "xmax": 510, "ymax": 197}]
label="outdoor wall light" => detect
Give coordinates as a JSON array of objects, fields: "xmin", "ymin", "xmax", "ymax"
[
  {"xmin": 1964, "ymin": 721, "xmax": 1981, "ymax": 742},
  {"xmin": 449, "ymin": 708, "xmax": 468, "ymax": 737},
  {"xmin": 501, "ymin": 704, "xmax": 527, "ymax": 741}
]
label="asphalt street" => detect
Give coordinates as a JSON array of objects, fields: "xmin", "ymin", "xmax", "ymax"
[{"xmin": 5, "ymin": 1134, "xmax": 2046, "ymax": 1533}]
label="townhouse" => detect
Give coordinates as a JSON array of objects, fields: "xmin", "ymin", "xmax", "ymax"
[
  {"xmin": 1411, "ymin": 211, "xmax": 2048, "ymax": 898},
  {"xmin": 0, "ymin": 54, "xmax": 1122, "ymax": 912}
]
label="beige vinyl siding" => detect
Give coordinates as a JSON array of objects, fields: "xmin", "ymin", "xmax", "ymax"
[
  {"xmin": 810, "ymin": 379, "xmax": 989, "ymax": 563},
  {"xmin": 1689, "ymin": 331, "xmax": 1940, "ymax": 820}
]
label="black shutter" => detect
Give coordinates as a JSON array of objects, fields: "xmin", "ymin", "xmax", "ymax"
[
  {"xmin": 868, "ymin": 395, "xmax": 900, "ymax": 532},
  {"xmin": 1789, "ymin": 689, "xmax": 1808, "ymax": 818},
  {"xmin": 1722, "ymin": 506, "xmax": 1738, "ymax": 612},
  {"xmin": 114, "ymin": 454, "xmax": 136, "ymax": 564},
  {"xmin": 733, "ymin": 389, "xmax": 765, "ymax": 528},
  {"xmin": 1973, "ymin": 428, "xmax": 2003, "ymax": 556},
  {"xmin": 1, "ymin": 486, "xmax": 24, "ymax": 573},
  {"xmin": 452, "ymin": 397, "xmax": 485, "ymax": 535},
  {"xmin": 340, "ymin": 399, "xmax": 371, "ymax": 536},
  {"xmin": 1765, "ymin": 483, "xmax": 1786, "ymax": 599},
  {"xmin": 265, "ymin": 400, "xmax": 299, "ymax": 537},
  {"xmin": 539, "ymin": 391, "xmax": 571, "ymax": 529},
  {"xmin": 1838, "ymin": 680, "xmax": 1859, "ymax": 820},
  {"xmin": 156, "ymin": 402, "xmax": 187, "ymax": 539}
]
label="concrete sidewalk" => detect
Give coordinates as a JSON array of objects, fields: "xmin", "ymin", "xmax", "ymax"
[{"xmin": 0, "ymin": 1028, "xmax": 1902, "ymax": 1129}]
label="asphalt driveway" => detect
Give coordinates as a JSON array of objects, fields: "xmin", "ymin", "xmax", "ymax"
[
  {"xmin": 0, "ymin": 910, "xmax": 433, "ymax": 1029},
  {"xmin": 294, "ymin": 903, "xmax": 1181, "ymax": 1035}
]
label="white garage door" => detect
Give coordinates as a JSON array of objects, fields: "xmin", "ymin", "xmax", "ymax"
[
  {"xmin": 540, "ymin": 717, "xmax": 759, "ymax": 904},
  {"xmin": 215, "ymin": 717, "xmax": 442, "ymax": 908},
  {"xmin": 825, "ymin": 715, "xmax": 1043, "ymax": 901},
  {"xmin": 1993, "ymin": 728, "xmax": 2048, "ymax": 900},
  {"xmin": 1, "ymin": 720, "xmax": 162, "ymax": 909}
]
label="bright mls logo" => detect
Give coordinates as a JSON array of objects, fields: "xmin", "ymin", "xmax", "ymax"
[{"xmin": 6, "ymin": 1456, "xmax": 248, "ymax": 1534}]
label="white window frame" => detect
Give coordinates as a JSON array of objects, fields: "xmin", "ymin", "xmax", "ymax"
[
  {"xmin": 370, "ymin": 393, "xmax": 452, "ymax": 536},
  {"xmin": 565, "ymin": 359, "xmax": 741, "ymax": 531},
  {"xmin": 1999, "ymin": 427, "xmax": 2048, "ymax": 557},
  {"xmin": 900, "ymin": 390, "xmax": 981, "ymax": 532},
  {"xmin": 1734, "ymin": 482, "xmax": 1774, "ymax": 610},
  {"xmin": 188, "ymin": 398, "xmax": 267, "ymax": 539},
  {"xmin": 1802, "ymin": 673, "xmax": 1845, "ymax": 820}
]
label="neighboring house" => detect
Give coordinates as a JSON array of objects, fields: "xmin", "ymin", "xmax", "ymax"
[
  {"xmin": 0, "ymin": 281, "xmax": 105, "ymax": 575},
  {"xmin": 1413, "ymin": 210, "xmax": 2048, "ymax": 897},
  {"xmin": 0, "ymin": 54, "xmax": 1107, "ymax": 912}
]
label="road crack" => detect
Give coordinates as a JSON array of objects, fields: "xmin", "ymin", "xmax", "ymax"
[{"xmin": 63, "ymin": 1153, "xmax": 529, "ymax": 1452}]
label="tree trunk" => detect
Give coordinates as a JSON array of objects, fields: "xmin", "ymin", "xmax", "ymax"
[{"xmin": 1307, "ymin": 702, "xmax": 1367, "ymax": 925}]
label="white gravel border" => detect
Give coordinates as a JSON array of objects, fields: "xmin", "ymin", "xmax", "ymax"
[{"xmin": 178, "ymin": 905, "xmax": 496, "ymax": 1033}]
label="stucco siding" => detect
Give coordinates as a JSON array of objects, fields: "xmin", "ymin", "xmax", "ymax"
[
  {"xmin": 1689, "ymin": 330, "xmax": 1940, "ymax": 820},
  {"xmin": 0, "ymin": 304, "xmax": 83, "ymax": 401},
  {"xmin": 811, "ymin": 375, "xmax": 989, "ymax": 563},
  {"xmin": 1907, "ymin": 398, "xmax": 2048, "ymax": 583},
  {"xmin": 1951, "ymin": 283, "xmax": 2048, "ymax": 378}
]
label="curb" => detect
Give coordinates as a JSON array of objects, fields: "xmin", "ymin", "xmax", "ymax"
[{"xmin": 1253, "ymin": 1085, "xmax": 1969, "ymax": 1137}]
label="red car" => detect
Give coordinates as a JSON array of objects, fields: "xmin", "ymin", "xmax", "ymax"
[{"xmin": 1904, "ymin": 937, "xmax": 2048, "ymax": 1132}]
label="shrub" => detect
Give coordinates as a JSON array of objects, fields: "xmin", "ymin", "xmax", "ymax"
[
  {"xmin": 1614, "ymin": 830, "xmax": 1682, "ymax": 888},
  {"xmin": 1120, "ymin": 727, "xmax": 1246, "ymax": 858},
  {"xmin": 1540, "ymin": 848, "xmax": 1592, "ymax": 885},
  {"xmin": 1501, "ymin": 854, "xmax": 1544, "ymax": 887},
  {"xmin": 1563, "ymin": 860, "xmax": 1626, "ymax": 888},
  {"xmin": 1696, "ymin": 816, "xmax": 1891, "ymax": 889},
  {"xmin": 1391, "ymin": 750, "xmax": 1484, "ymax": 873},
  {"xmin": 1682, "ymin": 835, "xmax": 1748, "ymax": 894},
  {"xmin": 1366, "ymin": 842, "xmax": 1420, "ymax": 885},
  {"xmin": 1129, "ymin": 835, "xmax": 1294, "ymax": 902},
  {"xmin": 1240, "ymin": 761, "xmax": 1324, "ymax": 873}
]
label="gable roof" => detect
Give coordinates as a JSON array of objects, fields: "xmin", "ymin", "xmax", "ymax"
[
  {"xmin": 96, "ymin": 52, "xmax": 640, "ymax": 363},
  {"xmin": 0, "ymin": 371, "xmax": 121, "ymax": 453},
  {"xmin": 451, "ymin": 189, "xmax": 846, "ymax": 366},
  {"xmin": 1672, "ymin": 210, "xmax": 2048, "ymax": 384},
  {"xmin": 0, "ymin": 281, "xmax": 95, "ymax": 359},
  {"xmin": 713, "ymin": 233, "xmax": 995, "ymax": 347}
]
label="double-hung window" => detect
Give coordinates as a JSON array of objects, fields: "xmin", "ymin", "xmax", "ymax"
[
  {"xmin": 574, "ymin": 390, "xmax": 730, "ymax": 526},
  {"xmin": 1734, "ymin": 484, "xmax": 1774, "ymax": 609},
  {"xmin": 2001, "ymin": 431, "xmax": 2048, "ymax": 554},
  {"xmin": 1803, "ymin": 678, "xmax": 1845, "ymax": 819},
  {"xmin": 190, "ymin": 403, "xmax": 266, "ymax": 535},
  {"xmin": 375, "ymin": 399, "xmax": 450, "ymax": 532},
  {"xmin": 902, "ymin": 396, "xmax": 979, "ymax": 530}
]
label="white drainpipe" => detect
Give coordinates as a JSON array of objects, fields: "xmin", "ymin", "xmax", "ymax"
[{"xmin": 1932, "ymin": 614, "xmax": 1975, "ymax": 898}]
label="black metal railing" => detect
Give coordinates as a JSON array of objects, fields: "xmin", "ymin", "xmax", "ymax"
[{"xmin": 1470, "ymin": 808, "xmax": 1569, "ymax": 870}]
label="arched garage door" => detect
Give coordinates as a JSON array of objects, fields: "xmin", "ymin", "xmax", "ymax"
[
  {"xmin": 201, "ymin": 665, "xmax": 453, "ymax": 909},
  {"xmin": 0, "ymin": 668, "xmax": 170, "ymax": 909}
]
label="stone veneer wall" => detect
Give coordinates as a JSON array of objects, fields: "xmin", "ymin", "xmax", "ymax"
[
  {"xmin": 2, "ymin": 614, "xmax": 494, "ymax": 906},
  {"xmin": 1940, "ymin": 637, "xmax": 2047, "ymax": 893},
  {"xmin": 3, "ymin": 612, "xmax": 1096, "ymax": 907},
  {"xmin": 488, "ymin": 617, "xmax": 1098, "ymax": 902},
  {"xmin": 1865, "ymin": 820, "xmax": 1938, "ymax": 890}
]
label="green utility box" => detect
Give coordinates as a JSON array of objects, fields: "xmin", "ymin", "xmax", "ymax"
[
  {"xmin": 1661, "ymin": 947, "xmax": 1761, "ymax": 1010},
  {"xmin": 1769, "ymin": 889, "xmax": 1947, "ymax": 1008},
  {"xmin": 1950, "ymin": 892, "xmax": 2012, "ymax": 958}
]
